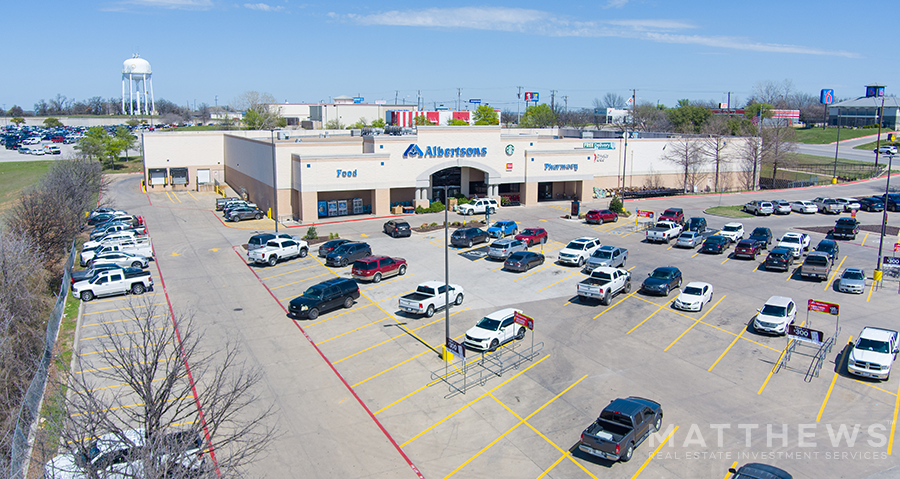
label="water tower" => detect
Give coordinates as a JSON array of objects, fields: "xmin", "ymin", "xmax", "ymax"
[{"xmin": 122, "ymin": 54, "xmax": 155, "ymax": 115}]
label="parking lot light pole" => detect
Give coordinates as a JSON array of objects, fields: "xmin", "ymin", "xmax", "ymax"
[
  {"xmin": 875, "ymin": 153, "xmax": 894, "ymax": 286},
  {"xmin": 443, "ymin": 184, "xmax": 452, "ymax": 361},
  {"xmin": 270, "ymin": 130, "xmax": 278, "ymax": 232}
]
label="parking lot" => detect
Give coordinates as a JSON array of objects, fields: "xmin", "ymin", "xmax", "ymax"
[{"xmin": 77, "ymin": 174, "xmax": 900, "ymax": 478}]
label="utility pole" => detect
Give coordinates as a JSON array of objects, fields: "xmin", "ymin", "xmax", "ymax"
[
  {"xmin": 550, "ymin": 90, "xmax": 557, "ymax": 111},
  {"xmin": 517, "ymin": 86, "xmax": 523, "ymax": 124},
  {"xmin": 457, "ymin": 88, "xmax": 462, "ymax": 111},
  {"xmin": 621, "ymin": 89, "xmax": 637, "ymax": 201},
  {"xmin": 726, "ymin": 92, "xmax": 732, "ymax": 116},
  {"xmin": 563, "ymin": 96, "xmax": 568, "ymax": 112},
  {"xmin": 417, "ymin": 90, "xmax": 421, "ymax": 110},
  {"xmin": 395, "ymin": 91, "xmax": 399, "ymax": 104}
]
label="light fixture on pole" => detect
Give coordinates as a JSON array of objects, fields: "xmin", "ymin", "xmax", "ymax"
[
  {"xmin": 875, "ymin": 152, "xmax": 894, "ymax": 288},
  {"xmin": 270, "ymin": 129, "xmax": 278, "ymax": 232}
]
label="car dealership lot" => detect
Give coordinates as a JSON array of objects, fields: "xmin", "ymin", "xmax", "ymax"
[{"xmin": 75, "ymin": 175, "xmax": 900, "ymax": 478}]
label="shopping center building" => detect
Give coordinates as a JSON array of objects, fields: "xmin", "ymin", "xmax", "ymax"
[{"xmin": 141, "ymin": 126, "xmax": 753, "ymax": 223}]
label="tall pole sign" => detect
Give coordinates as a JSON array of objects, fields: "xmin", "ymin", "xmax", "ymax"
[{"xmin": 820, "ymin": 89, "xmax": 834, "ymax": 130}]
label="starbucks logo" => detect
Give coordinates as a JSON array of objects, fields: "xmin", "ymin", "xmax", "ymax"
[{"xmin": 505, "ymin": 144, "xmax": 515, "ymax": 156}]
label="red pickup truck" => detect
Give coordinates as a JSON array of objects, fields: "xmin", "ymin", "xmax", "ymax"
[{"xmin": 658, "ymin": 208, "xmax": 684, "ymax": 225}]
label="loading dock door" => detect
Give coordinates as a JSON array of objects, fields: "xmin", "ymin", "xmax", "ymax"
[
  {"xmin": 197, "ymin": 169, "xmax": 211, "ymax": 184},
  {"xmin": 149, "ymin": 169, "xmax": 167, "ymax": 186}
]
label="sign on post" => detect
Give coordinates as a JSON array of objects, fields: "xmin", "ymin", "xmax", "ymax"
[
  {"xmin": 788, "ymin": 324, "xmax": 825, "ymax": 345},
  {"xmin": 513, "ymin": 311, "xmax": 534, "ymax": 330},
  {"xmin": 524, "ymin": 92, "xmax": 539, "ymax": 102},
  {"xmin": 808, "ymin": 299, "xmax": 839, "ymax": 316},
  {"xmin": 884, "ymin": 256, "xmax": 900, "ymax": 266},
  {"xmin": 446, "ymin": 337, "xmax": 465, "ymax": 358},
  {"xmin": 820, "ymin": 89, "xmax": 834, "ymax": 105},
  {"xmin": 469, "ymin": 99, "xmax": 481, "ymax": 104},
  {"xmin": 352, "ymin": 97, "xmax": 364, "ymax": 103},
  {"xmin": 894, "ymin": 244, "xmax": 900, "ymax": 253},
  {"xmin": 636, "ymin": 210, "xmax": 654, "ymax": 218}
]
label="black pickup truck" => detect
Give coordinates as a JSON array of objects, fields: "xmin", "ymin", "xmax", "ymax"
[
  {"xmin": 578, "ymin": 396, "xmax": 663, "ymax": 463},
  {"xmin": 832, "ymin": 218, "xmax": 860, "ymax": 240}
]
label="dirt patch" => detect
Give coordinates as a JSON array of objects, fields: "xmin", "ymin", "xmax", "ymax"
[{"xmin": 798, "ymin": 225, "xmax": 900, "ymax": 236}]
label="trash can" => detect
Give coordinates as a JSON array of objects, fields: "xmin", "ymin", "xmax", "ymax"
[{"xmin": 570, "ymin": 199, "xmax": 580, "ymax": 216}]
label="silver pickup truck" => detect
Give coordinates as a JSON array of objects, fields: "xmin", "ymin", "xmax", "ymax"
[
  {"xmin": 577, "ymin": 267, "xmax": 632, "ymax": 305},
  {"xmin": 800, "ymin": 252, "xmax": 832, "ymax": 281},
  {"xmin": 645, "ymin": 221, "xmax": 683, "ymax": 244}
]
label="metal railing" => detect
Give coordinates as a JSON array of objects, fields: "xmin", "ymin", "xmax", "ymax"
[{"xmin": 9, "ymin": 240, "xmax": 76, "ymax": 479}]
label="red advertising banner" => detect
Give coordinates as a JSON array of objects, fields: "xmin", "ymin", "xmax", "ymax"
[
  {"xmin": 514, "ymin": 311, "xmax": 534, "ymax": 330},
  {"xmin": 636, "ymin": 210, "xmax": 654, "ymax": 218},
  {"xmin": 808, "ymin": 299, "xmax": 839, "ymax": 315},
  {"xmin": 894, "ymin": 243, "xmax": 900, "ymax": 253}
]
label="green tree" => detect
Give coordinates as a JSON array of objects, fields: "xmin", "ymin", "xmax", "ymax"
[
  {"xmin": 114, "ymin": 126, "xmax": 137, "ymax": 159},
  {"xmin": 126, "ymin": 119, "xmax": 140, "ymax": 127},
  {"xmin": 447, "ymin": 118, "xmax": 468, "ymax": 126},
  {"xmin": 519, "ymin": 103, "xmax": 556, "ymax": 128},
  {"xmin": 666, "ymin": 100, "xmax": 711, "ymax": 133},
  {"xmin": 744, "ymin": 103, "xmax": 775, "ymax": 122},
  {"xmin": 8, "ymin": 105, "xmax": 24, "ymax": 117},
  {"xmin": 324, "ymin": 119, "xmax": 345, "ymax": 129},
  {"xmin": 371, "ymin": 118, "xmax": 386, "ymax": 128},
  {"xmin": 233, "ymin": 91, "xmax": 284, "ymax": 130},
  {"xmin": 473, "ymin": 104, "xmax": 499, "ymax": 125},
  {"xmin": 11, "ymin": 117, "xmax": 25, "ymax": 126},
  {"xmin": 76, "ymin": 127, "xmax": 108, "ymax": 162},
  {"xmin": 43, "ymin": 117, "xmax": 63, "ymax": 128},
  {"xmin": 347, "ymin": 117, "xmax": 369, "ymax": 129},
  {"xmin": 414, "ymin": 115, "xmax": 434, "ymax": 126}
]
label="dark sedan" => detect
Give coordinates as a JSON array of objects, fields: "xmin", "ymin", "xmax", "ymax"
[
  {"xmin": 451, "ymin": 227, "xmax": 489, "ymax": 248},
  {"xmin": 318, "ymin": 239, "xmax": 352, "ymax": 257},
  {"xmin": 226, "ymin": 207, "xmax": 264, "ymax": 222},
  {"xmin": 585, "ymin": 209, "xmax": 618, "ymax": 225},
  {"xmin": 504, "ymin": 251, "xmax": 545, "ymax": 272},
  {"xmin": 641, "ymin": 266, "xmax": 682, "ymax": 296},
  {"xmin": 700, "ymin": 235, "xmax": 730, "ymax": 254},
  {"xmin": 734, "ymin": 239, "xmax": 762, "ymax": 259},
  {"xmin": 383, "ymin": 220, "xmax": 412, "ymax": 238},
  {"xmin": 748, "ymin": 227, "xmax": 773, "ymax": 249},
  {"xmin": 859, "ymin": 197, "xmax": 884, "ymax": 212},
  {"xmin": 325, "ymin": 242, "xmax": 372, "ymax": 267},
  {"xmin": 764, "ymin": 247, "xmax": 795, "ymax": 272}
]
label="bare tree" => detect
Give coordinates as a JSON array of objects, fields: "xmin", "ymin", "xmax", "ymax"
[
  {"xmin": 662, "ymin": 132, "xmax": 707, "ymax": 192},
  {"xmin": 231, "ymin": 91, "xmax": 284, "ymax": 130},
  {"xmin": 737, "ymin": 124, "xmax": 763, "ymax": 190},
  {"xmin": 749, "ymin": 79, "xmax": 796, "ymax": 109},
  {"xmin": 632, "ymin": 102, "xmax": 671, "ymax": 132},
  {"xmin": 40, "ymin": 300, "xmax": 276, "ymax": 478},
  {"xmin": 601, "ymin": 93, "xmax": 627, "ymax": 109},
  {"xmin": 761, "ymin": 119, "xmax": 798, "ymax": 181},
  {"xmin": 702, "ymin": 116, "xmax": 732, "ymax": 192}
]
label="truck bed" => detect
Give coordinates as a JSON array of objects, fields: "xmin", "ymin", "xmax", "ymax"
[
  {"xmin": 401, "ymin": 292, "xmax": 431, "ymax": 302},
  {"xmin": 581, "ymin": 418, "xmax": 631, "ymax": 452}
]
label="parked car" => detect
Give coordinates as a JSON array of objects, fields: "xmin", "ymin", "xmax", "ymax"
[
  {"xmin": 486, "ymin": 220, "xmax": 518, "ymax": 238},
  {"xmin": 883, "ymin": 193, "xmax": 900, "ymax": 212},
  {"xmin": 248, "ymin": 238, "xmax": 309, "ymax": 266},
  {"xmin": 70, "ymin": 263, "xmax": 124, "ymax": 287},
  {"xmin": 748, "ymin": 227, "xmax": 773, "ymax": 249},
  {"xmin": 743, "ymin": 200, "xmax": 774, "ymax": 216},
  {"xmin": 216, "ymin": 197, "xmax": 241, "ymax": 210},
  {"xmin": 557, "ymin": 237, "xmax": 602, "ymax": 266},
  {"xmin": 790, "ymin": 200, "xmax": 818, "ymax": 214},
  {"xmin": 463, "ymin": 308, "xmax": 528, "ymax": 351},
  {"xmin": 839, "ymin": 268, "xmax": 866, "ymax": 294},
  {"xmin": 577, "ymin": 397, "xmax": 663, "ymax": 463},
  {"xmin": 488, "ymin": 238, "xmax": 527, "ymax": 260},
  {"xmin": 457, "ymin": 198, "xmax": 498, "ymax": 215},
  {"xmin": 859, "ymin": 197, "xmax": 885, "ymax": 212},
  {"xmin": 317, "ymin": 238, "xmax": 352, "ymax": 257},
  {"xmin": 226, "ymin": 206, "xmax": 265, "ymax": 222},
  {"xmin": 800, "ymin": 252, "xmax": 833, "ymax": 281},
  {"xmin": 383, "ymin": 219, "xmax": 412, "ymax": 238},
  {"xmin": 645, "ymin": 221, "xmax": 683, "ymax": 244},
  {"xmin": 770, "ymin": 200, "xmax": 792, "ymax": 215},
  {"xmin": 247, "ymin": 233, "xmax": 301, "ymax": 251},
  {"xmin": 832, "ymin": 218, "xmax": 859, "ymax": 240},
  {"xmin": 641, "ymin": 266, "xmax": 682, "ymax": 296},
  {"xmin": 778, "ymin": 232, "xmax": 810, "ymax": 258},
  {"xmin": 733, "ymin": 239, "xmax": 762, "ymax": 259},
  {"xmin": 351, "ymin": 255, "xmax": 407, "ymax": 283},
  {"xmin": 764, "ymin": 247, "xmax": 795, "ymax": 272},
  {"xmin": 728, "ymin": 463, "xmax": 792, "ymax": 479},
  {"xmin": 718, "ymin": 223, "xmax": 744, "ymax": 243},
  {"xmin": 504, "ymin": 251, "xmax": 545, "ymax": 272},
  {"xmin": 658, "ymin": 208, "xmax": 685, "ymax": 225},
  {"xmin": 399, "ymin": 281, "xmax": 464, "ymax": 317},
  {"xmin": 847, "ymin": 327, "xmax": 900, "ymax": 380},
  {"xmin": 813, "ymin": 197, "xmax": 843, "ymax": 214},
  {"xmin": 835, "ymin": 197, "xmax": 861, "ymax": 211},
  {"xmin": 700, "ymin": 235, "xmax": 730, "ymax": 255},
  {"xmin": 875, "ymin": 145, "xmax": 899, "ymax": 155},
  {"xmin": 585, "ymin": 209, "xmax": 618, "ymax": 225},
  {"xmin": 686, "ymin": 217, "xmax": 707, "ymax": 233},
  {"xmin": 584, "ymin": 246, "xmax": 628, "ymax": 272},
  {"xmin": 450, "ymin": 227, "xmax": 490, "ymax": 248},
  {"xmin": 91, "ymin": 251, "xmax": 150, "ymax": 269},
  {"xmin": 675, "ymin": 231, "xmax": 703, "ymax": 249},
  {"xmin": 515, "ymin": 227, "xmax": 548, "ymax": 247},
  {"xmin": 815, "ymin": 239, "xmax": 840, "ymax": 261},
  {"xmin": 753, "ymin": 296, "xmax": 797, "ymax": 335},
  {"xmin": 673, "ymin": 282, "xmax": 714, "ymax": 312},
  {"xmin": 72, "ymin": 268, "xmax": 154, "ymax": 301},
  {"xmin": 288, "ymin": 278, "xmax": 360, "ymax": 319},
  {"xmin": 325, "ymin": 242, "xmax": 372, "ymax": 267}
]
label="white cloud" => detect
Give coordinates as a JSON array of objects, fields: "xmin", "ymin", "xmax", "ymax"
[
  {"xmin": 341, "ymin": 6, "xmax": 858, "ymax": 58},
  {"xmin": 603, "ymin": 0, "xmax": 629, "ymax": 8},
  {"xmin": 119, "ymin": 0, "xmax": 214, "ymax": 9},
  {"xmin": 245, "ymin": 2, "xmax": 283, "ymax": 11}
]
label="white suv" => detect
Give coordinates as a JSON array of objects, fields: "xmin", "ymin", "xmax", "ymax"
[
  {"xmin": 457, "ymin": 198, "xmax": 498, "ymax": 216},
  {"xmin": 753, "ymin": 296, "xmax": 797, "ymax": 335},
  {"xmin": 463, "ymin": 308, "xmax": 527, "ymax": 351},
  {"xmin": 557, "ymin": 237, "xmax": 602, "ymax": 267},
  {"xmin": 875, "ymin": 145, "xmax": 898, "ymax": 155}
]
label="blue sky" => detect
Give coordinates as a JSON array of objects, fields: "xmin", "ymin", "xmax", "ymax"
[{"xmin": 0, "ymin": 1, "xmax": 892, "ymax": 113}]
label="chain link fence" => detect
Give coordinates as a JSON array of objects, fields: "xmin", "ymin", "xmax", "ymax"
[{"xmin": 9, "ymin": 240, "xmax": 76, "ymax": 479}]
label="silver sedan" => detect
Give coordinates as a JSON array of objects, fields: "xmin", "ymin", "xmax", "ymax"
[
  {"xmin": 675, "ymin": 231, "xmax": 703, "ymax": 249},
  {"xmin": 838, "ymin": 268, "xmax": 866, "ymax": 294}
]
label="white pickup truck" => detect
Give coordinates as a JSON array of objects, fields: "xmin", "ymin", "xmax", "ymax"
[
  {"xmin": 82, "ymin": 230, "xmax": 146, "ymax": 251},
  {"xmin": 80, "ymin": 238, "xmax": 153, "ymax": 266},
  {"xmin": 398, "ymin": 281, "xmax": 464, "ymax": 317},
  {"xmin": 645, "ymin": 221, "xmax": 683, "ymax": 244},
  {"xmin": 848, "ymin": 327, "xmax": 900, "ymax": 380},
  {"xmin": 248, "ymin": 238, "xmax": 309, "ymax": 266},
  {"xmin": 577, "ymin": 267, "xmax": 632, "ymax": 305},
  {"xmin": 71, "ymin": 268, "xmax": 154, "ymax": 301}
]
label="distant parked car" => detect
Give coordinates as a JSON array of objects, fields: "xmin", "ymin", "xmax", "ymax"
[
  {"xmin": 325, "ymin": 242, "xmax": 372, "ymax": 267},
  {"xmin": 383, "ymin": 220, "xmax": 412, "ymax": 238},
  {"xmin": 486, "ymin": 220, "xmax": 518, "ymax": 238},
  {"xmin": 700, "ymin": 235, "xmax": 730, "ymax": 255},
  {"xmin": 215, "ymin": 197, "xmax": 241, "ymax": 210},
  {"xmin": 859, "ymin": 197, "xmax": 884, "ymax": 212},
  {"xmin": 743, "ymin": 200, "xmax": 774, "ymax": 216},
  {"xmin": 317, "ymin": 238, "xmax": 352, "ymax": 257},
  {"xmin": 226, "ymin": 206, "xmax": 265, "ymax": 222},
  {"xmin": 504, "ymin": 251, "xmax": 545, "ymax": 272},
  {"xmin": 557, "ymin": 237, "xmax": 602, "ymax": 267},
  {"xmin": 770, "ymin": 200, "xmax": 792, "ymax": 215},
  {"xmin": 288, "ymin": 278, "xmax": 360, "ymax": 319},
  {"xmin": 658, "ymin": 208, "xmax": 685, "ymax": 225},
  {"xmin": 675, "ymin": 231, "xmax": 703, "ymax": 249},
  {"xmin": 515, "ymin": 228, "xmax": 548, "ymax": 247},
  {"xmin": 641, "ymin": 266, "xmax": 682, "ymax": 296},
  {"xmin": 883, "ymin": 193, "xmax": 900, "ymax": 212},
  {"xmin": 488, "ymin": 238, "xmax": 527, "ymax": 260},
  {"xmin": 734, "ymin": 239, "xmax": 762, "ymax": 259},
  {"xmin": 753, "ymin": 296, "xmax": 797, "ymax": 335},
  {"xmin": 764, "ymin": 247, "xmax": 795, "ymax": 272},
  {"xmin": 584, "ymin": 246, "xmax": 628, "ymax": 272},
  {"xmin": 791, "ymin": 200, "xmax": 818, "ymax": 214},
  {"xmin": 673, "ymin": 282, "xmax": 714, "ymax": 312},
  {"xmin": 813, "ymin": 197, "xmax": 842, "ymax": 214},
  {"xmin": 814, "ymin": 239, "xmax": 840, "ymax": 261},
  {"xmin": 585, "ymin": 209, "xmax": 618, "ymax": 225},
  {"xmin": 748, "ymin": 227, "xmax": 773, "ymax": 249},
  {"xmin": 686, "ymin": 217, "xmax": 707, "ymax": 233},
  {"xmin": 451, "ymin": 227, "xmax": 490, "ymax": 248},
  {"xmin": 351, "ymin": 255, "xmax": 407, "ymax": 283},
  {"xmin": 778, "ymin": 232, "xmax": 810, "ymax": 258},
  {"xmin": 875, "ymin": 145, "xmax": 898, "ymax": 155},
  {"xmin": 835, "ymin": 197, "xmax": 860, "ymax": 211},
  {"xmin": 838, "ymin": 268, "xmax": 866, "ymax": 294},
  {"xmin": 718, "ymin": 223, "xmax": 744, "ymax": 243}
]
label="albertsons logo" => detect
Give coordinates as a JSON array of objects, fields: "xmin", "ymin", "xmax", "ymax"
[
  {"xmin": 403, "ymin": 144, "xmax": 424, "ymax": 158},
  {"xmin": 404, "ymin": 144, "xmax": 487, "ymax": 158}
]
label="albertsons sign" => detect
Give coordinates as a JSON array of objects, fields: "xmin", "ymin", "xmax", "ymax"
[{"xmin": 404, "ymin": 144, "xmax": 487, "ymax": 158}]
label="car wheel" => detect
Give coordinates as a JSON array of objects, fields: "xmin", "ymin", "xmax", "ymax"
[
  {"xmin": 340, "ymin": 258, "xmax": 349, "ymax": 267},
  {"xmin": 299, "ymin": 248, "xmax": 308, "ymax": 258},
  {"xmin": 699, "ymin": 301, "xmax": 703, "ymax": 311},
  {"xmin": 488, "ymin": 207, "xmax": 495, "ymax": 214},
  {"xmin": 131, "ymin": 261, "xmax": 143, "ymax": 268},
  {"xmin": 621, "ymin": 443, "xmax": 634, "ymax": 462},
  {"xmin": 614, "ymin": 216, "xmax": 618, "ymax": 222},
  {"xmin": 232, "ymin": 216, "xmax": 240, "ymax": 222},
  {"xmin": 601, "ymin": 290, "xmax": 611, "ymax": 306},
  {"xmin": 80, "ymin": 291, "xmax": 94, "ymax": 302},
  {"xmin": 455, "ymin": 293, "xmax": 464, "ymax": 305},
  {"xmin": 467, "ymin": 240, "xmax": 473, "ymax": 248},
  {"xmin": 268, "ymin": 256, "xmax": 277, "ymax": 266},
  {"xmin": 625, "ymin": 281, "xmax": 632, "ymax": 293},
  {"xmin": 577, "ymin": 257, "xmax": 584, "ymax": 267},
  {"xmin": 343, "ymin": 296, "xmax": 354, "ymax": 309},
  {"xmin": 399, "ymin": 265, "xmax": 407, "ymax": 275},
  {"xmin": 255, "ymin": 213, "xmax": 262, "ymax": 220},
  {"xmin": 513, "ymin": 228, "xmax": 518, "ymax": 235},
  {"xmin": 489, "ymin": 339, "xmax": 500, "ymax": 352},
  {"xmin": 132, "ymin": 283, "xmax": 145, "ymax": 295},
  {"xmin": 307, "ymin": 308, "xmax": 319, "ymax": 320},
  {"xmin": 425, "ymin": 304, "xmax": 435, "ymax": 318},
  {"xmin": 373, "ymin": 272, "xmax": 382, "ymax": 283},
  {"xmin": 516, "ymin": 327, "xmax": 526, "ymax": 340},
  {"xmin": 654, "ymin": 414, "xmax": 663, "ymax": 433},
  {"xmin": 678, "ymin": 278, "xmax": 682, "ymax": 288}
]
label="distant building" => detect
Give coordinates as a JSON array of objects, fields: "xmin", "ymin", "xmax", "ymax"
[
  {"xmin": 827, "ymin": 84, "xmax": 899, "ymax": 129},
  {"xmin": 710, "ymin": 109, "xmax": 801, "ymax": 126},
  {"xmin": 273, "ymin": 99, "xmax": 417, "ymax": 129}
]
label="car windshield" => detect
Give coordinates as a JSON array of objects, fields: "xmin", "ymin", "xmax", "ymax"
[
  {"xmin": 723, "ymin": 225, "xmax": 740, "ymax": 232},
  {"xmin": 491, "ymin": 222, "xmax": 505, "ymax": 228},
  {"xmin": 523, "ymin": 229, "xmax": 539, "ymax": 235},
  {"xmin": 507, "ymin": 252, "xmax": 527, "ymax": 261},
  {"xmin": 565, "ymin": 242, "xmax": 587, "ymax": 250},
  {"xmin": 857, "ymin": 338, "xmax": 891, "ymax": 353},
  {"xmin": 679, "ymin": 233, "xmax": 694, "ymax": 239},
  {"xmin": 663, "ymin": 210, "xmax": 679, "ymax": 216},
  {"xmin": 303, "ymin": 287, "xmax": 324, "ymax": 299},
  {"xmin": 761, "ymin": 304, "xmax": 787, "ymax": 317},
  {"xmin": 683, "ymin": 286, "xmax": 703, "ymax": 296},
  {"xmin": 592, "ymin": 250, "xmax": 612, "ymax": 259},
  {"xmin": 650, "ymin": 269, "xmax": 673, "ymax": 279},
  {"xmin": 843, "ymin": 271, "xmax": 865, "ymax": 280},
  {"xmin": 476, "ymin": 317, "xmax": 501, "ymax": 331},
  {"xmin": 768, "ymin": 252, "xmax": 787, "ymax": 259},
  {"xmin": 751, "ymin": 228, "xmax": 768, "ymax": 236},
  {"xmin": 782, "ymin": 236, "xmax": 800, "ymax": 244},
  {"xmin": 490, "ymin": 242, "xmax": 509, "ymax": 249}
]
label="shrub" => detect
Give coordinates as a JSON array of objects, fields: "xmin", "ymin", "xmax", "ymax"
[
  {"xmin": 428, "ymin": 200, "xmax": 445, "ymax": 213},
  {"xmin": 304, "ymin": 225, "xmax": 318, "ymax": 240},
  {"xmin": 415, "ymin": 206, "xmax": 426, "ymax": 214},
  {"xmin": 421, "ymin": 223, "xmax": 429, "ymax": 229},
  {"xmin": 500, "ymin": 196, "xmax": 510, "ymax": 205},
  {"xmin": 609, "ymin": 196, "xmax": 625, "ymax": 214},
  {"xmin": 455, "ymin": 196, "xmax": 471, "ymax": 204},
  {"xmin": 430, "ymin": 222, "xmax": 438, "ymax": 227}
]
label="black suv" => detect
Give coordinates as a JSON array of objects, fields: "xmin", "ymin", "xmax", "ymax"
[
  {"xmin": 288, "ymin": 278, "xmax": 360, "ymax": 320},
  {"xmin": 883, "ymin": 193, "xmax": 900, "ymax": 212},
  {"xmin": 815, "ymin": 239, "xmax": 840, "ymax": 261},
  {"xmin": 325, "ymin": 242, "xmax": 372, "ymax": 267},
  {"xmin": 384, "ymin": 220, "xmax": 412, "ymax": 238},
  {"xmin": 451, "ymin": 227, "xmax": 489, "ymax": 248},
  {"xmin": 748, "ymin": 227, "xmax": 773, "ymax": 249},
  {"xmin": 764, "ymin": 247, "xmax": 794, "ymax": 272},
  {"xmin": 686, "ymin": 217, "xmax": 707, "ymax": 233}
]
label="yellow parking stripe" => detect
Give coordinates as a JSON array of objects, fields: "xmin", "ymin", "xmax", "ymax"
[
  {"xmin": 82, "ymin": 313, "xmax": 166, "ymax": 328},
  {"xmin": 71, "ymin": 395, "xmax": 191, "ymax": 417},
  {"xmin": 825, "ymin": 256, "xmax": 846, "ymax": 291},
  {"xmin": 626, "ymin": 299, "xmax": 669, "ymax": 335},
  {"xmin": 664, "ymin": 295, "xmax": 726, "ymax": 351},
  {"xmin": 318, "ymin": 316, "xmax": 393, "ymax": 344},
  {"xmin": 708, "ymin": 329, "xmax": 745, "ymax": 372},
  {"xmin": 351, "ymin": 332, "xmax": 467, "ymax": 388},
  {"xmin": 512, "ymin": 264, "xmax": 551, "ymax": 281},
  {"xmin": 334, "ymin": 316, "xmax": 444, "ymax": 364},
  {"xmin": 301, "ymin": 302, "xmax": 375, "ymax": 327},
  {"xmin": 361, "ymin": 273, "xmax": 414, "ymax": 291},
  {"xmin": 83, "ymin": 303, "xmax": 167, "ymax": 316},
  {"xmin": 594, "ymin": 291, "xmax": 635, "ymax": 319},
  {"xmin": 76, "ymin": 357, "xmax": 173, "ymax": 375},
  {"xmin": 80, "ymin": 326, "xmax": 167, "ymax": 342},
  {"xmin": 260, "ymin": 262, "xmax": 320, "ymax": 280},
  {"xmin": 889, "ymin": 367, "xmax": 900, "ymax": 454},
  {"xmin": 536, "ymin": 271, "xmax": 579, "ymax": 293},
  {"xmin": 272, "ymin": 272, "xmax": 335, "ymax": 292},
  {"xmin": 630, "ymin": 426, "xmax": 678, "ymax": 479}
]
